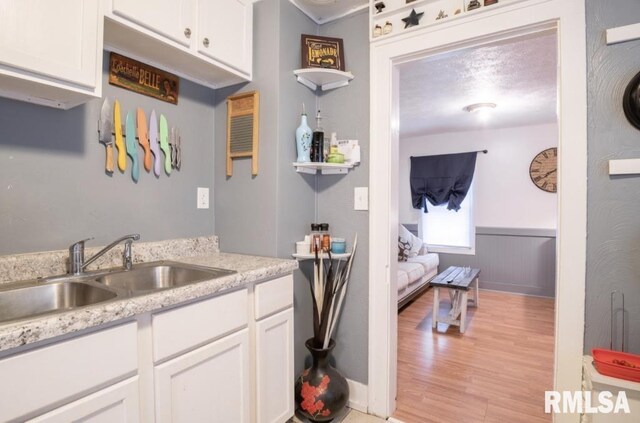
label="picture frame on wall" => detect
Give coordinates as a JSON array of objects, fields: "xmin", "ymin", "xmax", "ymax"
[{"xmin": 301, "ymin": 34, "xmax": 346, "ymax": 71}]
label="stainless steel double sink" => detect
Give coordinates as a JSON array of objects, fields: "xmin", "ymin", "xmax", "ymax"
[{"xmin": 0, "ymin": 261, "xmax": 236, "ymax": 324}]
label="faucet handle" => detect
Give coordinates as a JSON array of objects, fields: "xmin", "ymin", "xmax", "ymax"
[{"xmin": 70, "ymin": 237, "xmax": 94, "ymax": 248}]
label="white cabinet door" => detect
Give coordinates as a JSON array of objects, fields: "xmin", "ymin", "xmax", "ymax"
[
  {"xmin": 0, "ymin": 0, "xmax": 100, "ymax": 87},
  {"xmin": 155, "ymin": 329, "xmax": 251, "ymax": 423},
  {"xmin": 197, "ymin": 0, "xmax": 252, "ymax": 74},
  {"xmin": 28, "ymin": 377, "xmax": 140, "ymax": 423},
  {"xmin": 112, "ymin": 0, "xmax": 195, "ymax": 47},
  {"xmin": 256, "ymin": 308, "xmax": 295, "ymax": 423}
]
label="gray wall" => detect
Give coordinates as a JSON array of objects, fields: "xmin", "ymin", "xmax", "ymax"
[
  {"xmin": 212, "ymin": 0, "xmax": 321, "ymax": 381},
  {"xmin": 585, "ymin": 0, "xmax": 640, "ymax": 354},
  {"xmin": 0, "ymin": 52, "xmax": 215, "ymax": 255},
  {"xmin": 213, "ymin": 2, "xmax": 370, "ymax": 385},
  {"xmin": 436, "ymin": 228, "xmax": 556, "ymax": 297},
  {"xmin": 317, "ymin": 10, "xmax": 370, "ymax": 384}
]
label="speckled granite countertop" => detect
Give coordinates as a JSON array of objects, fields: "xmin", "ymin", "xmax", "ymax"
[{"xmin": 0, "ymin": 252, "xmax": 298, "ymax": 353}]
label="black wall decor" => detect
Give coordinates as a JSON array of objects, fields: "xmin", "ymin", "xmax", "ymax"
[{"xmin": 623, "ymin": 70, "xmax": 640, "ymax": 130}]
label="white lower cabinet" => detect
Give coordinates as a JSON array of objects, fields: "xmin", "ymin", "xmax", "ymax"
[
  {"xmin": 256, "ymin": 308, "xmax": 295, "ymax": 423},
  {"xmin": 28, "ymin": 377, "xmax": 140, "ymax": 423},
  {"xmin": 154, "ymin": 328, "xmax": 251, "ymax": 423},
  {"xmin": 0, "ymin": 273, "xmax": 294, "ymax": 423}
]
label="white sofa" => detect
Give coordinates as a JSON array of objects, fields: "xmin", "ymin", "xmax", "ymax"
[
  {"xmin": 397, "ymin": 224, "xmax": 439, "ymax": 308},
  {"xmin": 398, "ymin": 246, "xmax": 439, "ymax": 308}
]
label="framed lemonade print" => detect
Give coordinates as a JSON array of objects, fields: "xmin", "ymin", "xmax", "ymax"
[{"xmin": 301, "ymin": 34, "xmax": 345, "ymax": 71}]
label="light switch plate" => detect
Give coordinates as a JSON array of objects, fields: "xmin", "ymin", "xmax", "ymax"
[
  {"xmin": 197, "ymin": 187, "xmax": 209, "ymax": 209},
  {"xmin": 354, "ymin": 187, "xmax": 368, "ymax": 210}
]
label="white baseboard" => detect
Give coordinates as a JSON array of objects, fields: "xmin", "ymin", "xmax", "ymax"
[
  {"xmin": 346, "ymin": 378, "xmax": 368, "ymax": 413},
  {"xmin": 387, "ymin": 417, "xmax": 405, "ymax": 423}
]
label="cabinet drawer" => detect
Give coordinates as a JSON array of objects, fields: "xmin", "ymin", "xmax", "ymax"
[
  {"xmin": 254, "ymin": 275, "xmax": 293, "ymax": 320},
  {"xmin": 152, "ymin": 289, "xmax": 248, "ymax": 362},
  {"xmin": 0, "ymin": 322, "xmax": 137, "ymax": 422}
]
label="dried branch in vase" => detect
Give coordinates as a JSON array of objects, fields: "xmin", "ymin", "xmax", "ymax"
[{"xmin": 306, "ymin": 234, "xmax": 358, "ymax": 350}]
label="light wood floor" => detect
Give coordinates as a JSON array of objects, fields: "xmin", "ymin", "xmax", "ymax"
[{"xmin": 393, "ymin": 288, "xmax": 555, "ymax": 423}]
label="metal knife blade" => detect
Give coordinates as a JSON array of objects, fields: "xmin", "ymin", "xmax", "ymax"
[
  {"xmin": 176, "ymin": 127, "xmax": 181, "ymax": 170},
  {"xmin": 114, "ymin": 100, "xmax": 126, "ymax": 172},
  {"xmin": 149, "ymin": 110, "xmax": 161, "ymax": 177},
  {"xmin": 169, "ymin": 126, "xmax": 176, "ymax": 168},
  {"xmin": 159, "ymin": 115, "xmax": 171, "ymax": 175},
  {"xmin": 125, "ymin": 111, "xmax": 139, "ymax": 182},
  {"xmin": 99, "ymin": 98, "xmax": 114, "ymax": 174},
  {"xmin": 170, "ymin": 126, "xmax": 177, "ymax": 169}
]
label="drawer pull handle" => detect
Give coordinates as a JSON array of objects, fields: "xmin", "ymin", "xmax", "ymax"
[
  {"xmin": 184, "ymin": 28, "xmax": 192, "ymax": 38},
  {"xmin": 203, "ymin": 37, "xmax": 210, "ymax": 47}
]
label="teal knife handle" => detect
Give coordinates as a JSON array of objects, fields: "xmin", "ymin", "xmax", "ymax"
[{"xmin": 131, "ymin": 155, "xmax": 139, "ymax": 182}]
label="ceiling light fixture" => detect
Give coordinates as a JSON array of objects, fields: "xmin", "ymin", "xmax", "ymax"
[{"xmin": 464, "ymin": 102, "xmax": 497, "ymax": 113}]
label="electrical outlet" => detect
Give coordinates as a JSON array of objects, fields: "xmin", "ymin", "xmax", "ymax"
[
  {"xmin": 197, "ymin": 187, "xmax": 209, "ymax": 209},
  {"xmin": 354, "ymin": 187, "xmax": 368, "ymax": 210}
]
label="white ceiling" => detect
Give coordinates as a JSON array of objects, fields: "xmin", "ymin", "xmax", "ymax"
[
  {"xmin": 289, "ymin": 0, "xmax": 368, "ymax": 24},
  {"xmin": 399, "ymin": 31, "xmax": 558, "ymax": 138}
]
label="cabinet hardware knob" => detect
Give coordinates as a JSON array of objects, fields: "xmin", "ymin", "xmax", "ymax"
[
  {"xmin": 184, "ymin": 28, "xmax": 192, "ymax": 38},
  {"xmin": 203, "ymin": 37, "xmax": 210, "ymax": 47}
]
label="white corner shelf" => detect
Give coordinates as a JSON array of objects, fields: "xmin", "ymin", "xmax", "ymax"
[
  {"xmin": 293, "ymin": 68, "xmax": 355, "ymax": 91},
  {"xmin": 293, "ymin": 162, "xmax": 354, "ymax": 175},
  {"xmin": 292, "ymin": 252, "xmax": 352, "ymax": 261}
]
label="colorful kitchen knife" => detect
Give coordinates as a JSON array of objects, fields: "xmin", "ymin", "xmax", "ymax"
[
  {"xmin": 125, "ymin": 111, "xmax": 139, "ymax": 183},
  {"xmin": 98, "ymin": 98, "xmax": 114, "ymax": 174},
  {"xmin": 148, "ymin": 110, "xmax": 161, "ymax": 177},
  {"xmin": 114, "ymin": 99, "xmax": 126, "ymax": 172},
  {"xmin": 159, "ymin": 114, "xmax": 171, "ymax": 175},
  {"xmin": 170, "ymin": 127, "xmax": 177, "ymax": 169},
  {"xmin": 175, "ymin": 127, "xmax": 181, "ymax": 170},
  {"xmin": 136, "ymin": 107, "xmax": 152, "ymax": 172}
]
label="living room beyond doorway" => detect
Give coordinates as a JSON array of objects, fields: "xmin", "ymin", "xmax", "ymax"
[{"xmin": 393, "ymin": 29, "xmax": 559, "ymax": 423}]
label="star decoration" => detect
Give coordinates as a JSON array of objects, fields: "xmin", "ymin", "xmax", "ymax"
[{"xmin": 402, "ymin": 9, "xmax": 424, "ymax": 29}]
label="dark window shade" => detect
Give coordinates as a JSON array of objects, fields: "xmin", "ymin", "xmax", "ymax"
[{"xmin": 410, "ymin": 152, "xmax": 478, "ymax": 213}]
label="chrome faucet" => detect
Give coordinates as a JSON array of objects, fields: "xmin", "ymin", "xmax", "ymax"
[{"xmin": 68, "ymin": 234, "xmax": 141, "ymax": 275}]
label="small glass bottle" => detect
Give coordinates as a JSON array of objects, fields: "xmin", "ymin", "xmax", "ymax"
[
  {"xmin": 320, "ymin": 223, "xmax": 330, "ymax": 253},
  {"xmin": 311, "ymin": 110, "xmax": 324, "ymax": 162},
  {"xmin": 310, "ymin": 224, "xmax": 322, "ymax": 253}
]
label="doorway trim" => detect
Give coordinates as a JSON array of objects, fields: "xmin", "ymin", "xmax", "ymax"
[{"xmin": 367, "ymin": 1, "xmax": 587, "ymax": 422}]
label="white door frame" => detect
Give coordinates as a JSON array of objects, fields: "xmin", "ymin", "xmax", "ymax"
[{"xmin": 367, "ymin": 1, "xmax": 587, "ymax": 421}]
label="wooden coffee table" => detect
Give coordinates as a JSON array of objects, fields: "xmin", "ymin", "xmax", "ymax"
[{"xmin": 431, "ymin": 266, "xmax": 480, "ymax": 334}]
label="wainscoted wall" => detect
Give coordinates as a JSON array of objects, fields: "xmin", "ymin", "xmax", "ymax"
[{"xmin": 406, "ymin": 225, "xmax": 556, "ymax": 297}]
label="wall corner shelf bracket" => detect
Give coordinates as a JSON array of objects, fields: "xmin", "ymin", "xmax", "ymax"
[
  {"xmin": 293, "ymin": 68, "xmax": 354, "ymax": 91},
  {"xmin": 293, "ymin": 162, "xmax": 354, "ymax": 175}
]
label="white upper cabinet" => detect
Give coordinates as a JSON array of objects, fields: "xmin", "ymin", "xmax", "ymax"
[
  {"xmin": 0, "ymin": 0, "xmax": 102, "ymax": 108},
  {"xmin": 105, "ymin": 0, "xmax": 253, "ymax": 89},
  {"xmin": 197, "ymin": 0, "xmax": 252, "ymax": 74},
  {"xmin": 112, "ymin": 0, "xmax": 195, "ymax": 48}
]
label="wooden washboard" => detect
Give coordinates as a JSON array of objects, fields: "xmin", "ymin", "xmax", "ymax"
[{"xmin": 227, "ymin": 91, "xmax": 259, "ymax": 176}]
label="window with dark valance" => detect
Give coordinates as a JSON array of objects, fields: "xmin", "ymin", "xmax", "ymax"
[{"xmin": 410, "ymin": 152, "xmax": 478, "ymax": 213}]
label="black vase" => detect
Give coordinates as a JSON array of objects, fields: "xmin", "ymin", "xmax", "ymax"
[{"xmin": 295, "ymin": 338, "xmax": 349, "ymax": 422}]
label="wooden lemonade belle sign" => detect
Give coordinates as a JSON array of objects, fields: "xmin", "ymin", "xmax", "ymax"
[{"xmin": 108, "ymin": 52, "xmax": 179, "ymax": 105}]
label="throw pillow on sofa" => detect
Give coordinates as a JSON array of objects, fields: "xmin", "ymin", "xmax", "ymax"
[{"xmin": 398, "ymin": 224, "xmax": 422, "ymax": 261}]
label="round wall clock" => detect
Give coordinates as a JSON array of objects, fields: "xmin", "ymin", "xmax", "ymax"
[{"xmin": 529, "ymin": 147, "xmax": 557, "ymax": 193}]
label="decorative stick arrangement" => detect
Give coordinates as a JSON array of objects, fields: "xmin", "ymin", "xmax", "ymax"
[{"xmin": 308, "ymin": 234, "xmax": 358, "ymax": 349}]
